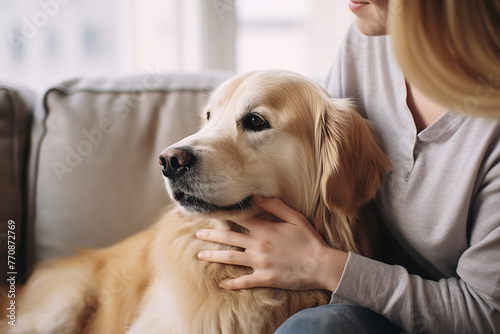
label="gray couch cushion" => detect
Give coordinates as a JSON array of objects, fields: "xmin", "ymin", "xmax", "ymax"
[
  {"xmin": 32, "ymin": 72, "xmax": 230, "ymax": 262},
  {"xmin": 0, "ymin": 82, "xmax": 35, "ymax": 283}
]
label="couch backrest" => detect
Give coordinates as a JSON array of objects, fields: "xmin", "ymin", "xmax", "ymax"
[{"xmin": 29, "ymin": 72, "xmax": 230, "ymax": 268}]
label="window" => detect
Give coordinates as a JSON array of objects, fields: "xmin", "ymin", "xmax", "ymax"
[
  {"xmin": 2, "ymin": 0, "xmax": 129, "ymax": 91},
  {"xmin": 0, "ymin": 0, "xmax": 353, "ymax": 92},
  {"xmin": 236, "ymin": 0, "xmax": 310, "ymax": 75}
]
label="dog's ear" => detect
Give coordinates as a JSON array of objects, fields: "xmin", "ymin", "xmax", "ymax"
[{"xmin": 315, "ymin": 99, "xmax": 391, "ymax": 217}]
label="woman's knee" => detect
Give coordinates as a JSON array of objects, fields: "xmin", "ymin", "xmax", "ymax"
[{"xmin": 275, "ymin": 304, "xmax": 400, "ymax": 334}]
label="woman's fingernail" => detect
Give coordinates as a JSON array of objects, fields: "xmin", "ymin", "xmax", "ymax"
[
  {"xmin": 196, "ymin": 230, "xmax": 205, "ymax": 239},
  {"xmin": 197, "ymin": 251, "xmax": 206, "ymax": 260}
]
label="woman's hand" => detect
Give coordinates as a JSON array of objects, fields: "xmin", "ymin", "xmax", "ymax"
[{"xmin": 196, "ymin": 196, "xmax": 348, "ymax": 292}]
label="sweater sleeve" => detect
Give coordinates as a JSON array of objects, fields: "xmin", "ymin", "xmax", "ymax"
[{"xmin": 331, "ymin": 249, "xmax": 499, "ymax": 333}]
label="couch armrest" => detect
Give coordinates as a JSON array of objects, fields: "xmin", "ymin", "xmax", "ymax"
[{"xmin": 0, "ymin": 82, "xmax": 36, "ymax": 284}]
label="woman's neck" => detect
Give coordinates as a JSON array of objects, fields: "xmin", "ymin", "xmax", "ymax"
[{"xmin": 406, "ymin": 82, "xmax": 448, "ymax": 132}]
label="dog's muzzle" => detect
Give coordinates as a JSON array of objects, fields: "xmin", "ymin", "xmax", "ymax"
[{"xmin": 159, "ymin": 147, "xmax": 196, "ymax": 179}]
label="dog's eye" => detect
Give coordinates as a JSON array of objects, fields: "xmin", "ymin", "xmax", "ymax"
[
  {"xmin": 206, "ymin": 111, "xmax": 211, "ymax": 120},
  {"xmin": 241, "ymin": 113, "xmax": 269, "ymax": 131},
  {"xmin": 250, "ymin": 115, "xmax": 264, "ymax": 127}
]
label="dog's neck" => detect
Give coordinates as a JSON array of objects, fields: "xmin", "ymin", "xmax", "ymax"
[{"xmin": 309, "ymin": 196, "xmax": 363, "ymax": 254}]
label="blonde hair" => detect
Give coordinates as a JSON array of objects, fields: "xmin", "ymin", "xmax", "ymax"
[{"xmin": 389, "ymin": 0, "xmax": 500, "ymax": 117}]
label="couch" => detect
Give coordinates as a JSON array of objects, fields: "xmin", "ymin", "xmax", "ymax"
[{"xmin": 0, "ymin": 71, "xmax": 231, "ymax": 284}]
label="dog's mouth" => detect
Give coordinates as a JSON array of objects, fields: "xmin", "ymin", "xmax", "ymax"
[{"xmin": 173, "ymin": 190, "xmax": 252, "ymax": 213}]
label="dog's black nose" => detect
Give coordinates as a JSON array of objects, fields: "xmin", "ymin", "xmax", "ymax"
[{"xmin": 159, "ymin": 147, "xmax": 196, "ymax": 178}]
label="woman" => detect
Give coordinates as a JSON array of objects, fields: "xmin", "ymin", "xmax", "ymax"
[{"xmin": 195, "ymin": 1, "xmax": 500, "ymax": 332}]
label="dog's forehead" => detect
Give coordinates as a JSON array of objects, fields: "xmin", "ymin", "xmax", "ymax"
[{"xmin": 210, "ymin": 72, "xmax": 315, "ymax": 115}]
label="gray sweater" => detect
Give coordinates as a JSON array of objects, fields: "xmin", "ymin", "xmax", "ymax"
[{"xmin": 323, "ymin": 22, "xmax": 500, "ymax": 333}]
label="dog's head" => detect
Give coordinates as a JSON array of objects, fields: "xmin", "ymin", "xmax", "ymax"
[{"xmin": 159, "ymin": 71, "xmax": 390, "ymax": 244}]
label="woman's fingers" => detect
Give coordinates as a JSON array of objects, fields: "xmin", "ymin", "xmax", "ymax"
[
  {"xmin": 252, "ymin": 196, "xmax": 308, "ymax": 226},
  {"xmin": 196, "ymin": 228, "xmax": 251, "ymax": 249},
  {"xmin": 231, "ymin": 196, "xmax": 309, "ymax": 232},
  {"xmin": 218, "ymin": 269, "xmax": 294, "ymax": 290},
  {"xmin": 197, "ymin": 249, "xmax": 252, "ymax": 267},
  {"xmin": 196, "ymin": 229, "xmax": 255, "ymax": 268},
  {"xmin": 219, "ymin": 274, "xmax": 259, "ymax": 290}
]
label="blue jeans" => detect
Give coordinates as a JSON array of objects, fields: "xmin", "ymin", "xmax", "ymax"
[{"xmin": 275, "ymin": 304, "xmax": 402, "ymax": 334}]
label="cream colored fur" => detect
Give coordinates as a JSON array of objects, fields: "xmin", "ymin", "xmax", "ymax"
[{"xmin": 2, "ymin": 71, "xmax": 390, "ymax": 334}]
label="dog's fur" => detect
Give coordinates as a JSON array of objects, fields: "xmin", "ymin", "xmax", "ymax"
[{"xmin": 3, "ymin": 71, "xmax": 390, "ymax": 334}]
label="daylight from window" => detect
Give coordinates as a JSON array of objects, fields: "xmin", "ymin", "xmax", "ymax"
[{"xmin": 0, "ymin": 0, "xmax": 353, "ymax": 92}]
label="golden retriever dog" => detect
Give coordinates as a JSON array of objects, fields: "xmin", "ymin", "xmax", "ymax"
[{"xmin": 3, "ymin": 70, "xmax": 390, "ymax": 334}]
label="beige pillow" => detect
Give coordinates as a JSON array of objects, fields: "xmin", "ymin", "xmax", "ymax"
[{"xmin": 32, "ymin": 72, "xmax": 230, "ymax": 263}]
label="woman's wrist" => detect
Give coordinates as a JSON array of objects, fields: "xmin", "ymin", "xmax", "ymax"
[{"xmin": 320, "ymin": 248, "xmax": 349, "ymax": 292}]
